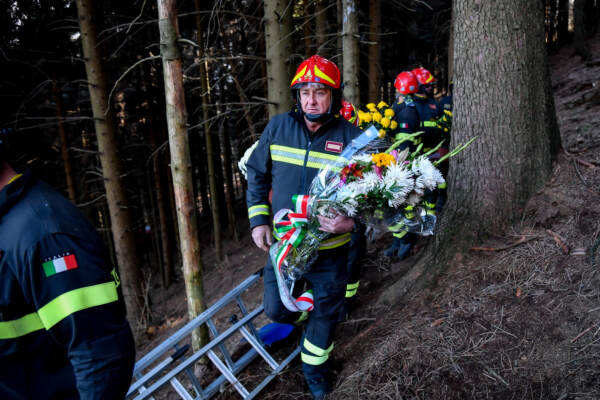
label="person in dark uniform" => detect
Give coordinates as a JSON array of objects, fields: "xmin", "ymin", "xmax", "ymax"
[
  {"xmin": 383, "ymin": 71, "xmax": 422, "ymax": 260},
  {"xmin": 246, "ymin": 55, "xmax": 361, "ymax": 400},
  {"xmin": 0, "ymin": 132, "xmax": 135, "ymax": 399}
]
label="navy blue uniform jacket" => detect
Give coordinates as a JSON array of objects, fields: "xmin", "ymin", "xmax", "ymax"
[
  {"xmin": 246, "ymin": 111, "xmax": 361, "ymax": 247},
  {"xmin": 0, "ymin": 170, "xmax": 135, "ymax": 399}
]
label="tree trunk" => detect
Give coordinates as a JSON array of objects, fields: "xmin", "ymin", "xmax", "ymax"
[
  {"xmin": 220, "ymin": 108, "xmax": 239, "ymax": 241},
  {"xmin": 342, "ymin": 0, "xmax": 360, "ymax": 106},
  {"xmin": 557, "ymin": 0, "xmax": 569, "ymax": 46},
  {"xmin": 315, "ymin": 0, "xmax": 328, "ymax": 56},
  {"xmin": 157, "ymin": 0, "xmax": 209, "ymax": 350},
  {"xmin": 379, "ymin": 0, "xmax": 560, "ymax": 306},
  {"xmin": 367, "ymin": 0, "xmax": 381, "ymax": 102},
  {"xmin": 149, "ymin": 124, "xmax": 174, "ymax": 287},
  {"xmin": 52, "ymin": 81, "xmax": 76, "ymax": 203},
  {"xmin": 263, "ymin": 0, "xmax": 294, "ymax": 118},
  {"xmin": 447, "ymin": 5, "xmax": 454, "ymax": 85},
  {"xmin": 573, "ymin": 0, "xmax": 590, "ymax": 59},
  {"xmin": 75, "ymin": 0, "xmax": 144, "ymax": 328},
  {"xmin": 194, "ymin": 0, "xmax": 223, "ymax": 260},
  {"xmin": 304, "ymin": 2, "xmax": 313, "ymax": 57}
]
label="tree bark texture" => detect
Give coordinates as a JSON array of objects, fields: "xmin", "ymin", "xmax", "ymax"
[
  {"xmin": 263, "ymin": 0, "xmax": 294, "ymax": 118},
  {"xmin": 573, "ymin": 0, "xmax": 590, "ymax": 59},
  {"xmin": 194, "ymin": 0, "xmax": 222, "ymax": 260},
  {"xmin": 76, "ymin": 0, "xmax": 144, "ymax": 327},
  {"xmin": 157, "ymin": 0, "xmax": 209, "ymax": 349},
  {"xmin": 219, "ymin": 111, "xmax": 239, "ymax": 241},
  {"xmin": 367, "ymin": 0, "xmax": 381, "ymax": 102},
  {"xmin": 379, "ymin": 0, "xmax": 559, "ymax": 307},
  {"xmin": 315, "ymin": 0, "xmax": 328, "ymax": 56},
  {"xmin": 52, "ymin": 81, "xmax": 76, "ymax": 203},
  {"xmin": 342, "ymin": 0, "xmax": 360, "ymax": 106}
]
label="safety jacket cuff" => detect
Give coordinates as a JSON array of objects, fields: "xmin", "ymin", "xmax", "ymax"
[{"xmin": 249, "ymin": 213, "xmax": 271, "ymax": 230}]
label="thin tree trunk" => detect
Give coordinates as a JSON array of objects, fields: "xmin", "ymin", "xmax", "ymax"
[
  {"xmin": 557, "ymin": 0, "xmax": 569, "ymax": 45},
  {"xmin": 263, "ymin": 0, "xmax": 294, "ymax": 118},
  {"xmin": 52, "ymin": 81, "xmax": 76, "ymax": 202},
  {"xmin": 447, "ymin": 5, "xmax": 454, "ymax": 85},
  {"xmin": 367, "ymin": 0, "xmax": 381, "ymax": 102},
  {"xmin": 76, "ymin": 0, "xmax": 144, "ymax": 328},
  {"xmin": 220, "ymin": 108, "xmax": 239, "ymax": 241},
  {"xmin": 149, "ymin": 124, "xmax": 174, "ymax": 287},
  {"xmin": 304, "ymin": 2, "xmax": 313, "ymax": 57},
  {"xmin": 157, "ymin": 0, "xmax": 208, "ymax": 350},
  {"xmin": 342, "ymin": 0, "xmax": 360, "ymax": 106},
  {"xmin": 573, "ymin": 0, "xmax": 590, "ymax": 59},
  {"xmin": 315, "ymin": 0, "xmax": 328, "ymax": 56},
  {"xmin": 379, "ymin": 0, "xmax": 559, "ymax": 306},
  {"xmin": 194, "ymin": 0, "xmax": 222, "ymax": 260}
]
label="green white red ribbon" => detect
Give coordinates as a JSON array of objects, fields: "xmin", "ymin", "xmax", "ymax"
[{"xmin": 271, "ymin": 195, "xmax": 314, "ymax": 312}]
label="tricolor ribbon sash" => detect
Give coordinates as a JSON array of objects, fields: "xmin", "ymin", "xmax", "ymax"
[{"xmin": 271, "ymin": 195, "xmax": 315, "ymax": 312}]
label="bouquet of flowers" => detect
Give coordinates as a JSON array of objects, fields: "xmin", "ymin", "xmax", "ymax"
[{"xmin": 357, "ymin": 101, "xmax": 398, "ymax": 139}]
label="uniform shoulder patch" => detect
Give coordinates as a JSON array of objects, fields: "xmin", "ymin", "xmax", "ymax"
[
  {"xmin": 325, "ymin": 140, "xmax": 343, "ymax": 153},
  {"xmin": 42, "ymin": 252, "xmax": 78, "ymax": 277}
]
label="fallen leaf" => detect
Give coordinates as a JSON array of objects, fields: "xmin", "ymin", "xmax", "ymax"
[
  {"xmin": 430, "ymin": 318, "xmax": 444, "ymax": 327},
  {"xmin": 516, "ymin": 287, "xmax": 523, "ymax": 297}
]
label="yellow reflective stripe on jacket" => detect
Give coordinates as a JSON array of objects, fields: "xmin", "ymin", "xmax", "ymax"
[
  {"xmin": 248, "ymin": 204, "xmax": 270, "ymax": 219},
  {"xmin": 392, "ymin": 230, "xmax": 408, "ymax": 239},
  {"xmin": 301, "ymin": 352, "xmax": 329, "ymax": 365},
  {"xmin": 318, "ymin": 233, "xmax": 351, "ymax": 249},
  {"xmin": 0, "ymin": 281, "xmax": 118, "ymax": 339},
  {"xmin": 438, "ymin": 182, "xmax": 447, "ymax": 189},
  {"xmin": 37, "ymin": 281, "xmax": 118, "ymax": 329},
  {"xmin": 0, "ymin": 312, "xmax": 44, "ymax": 339},
  {"xmin": 346, "ymin": 281, "xmax": 359, "ymax": 298},
  {"xmin": 270, "ymin": 145, "xmax": 347, "ymax": 171},
  {"xmin": 304, "ymin": 338, "xmax": 334, "ymax": 356},
  {"xmin": 421, "ymin": 121, "xmax": 438, "ymax": 128}
]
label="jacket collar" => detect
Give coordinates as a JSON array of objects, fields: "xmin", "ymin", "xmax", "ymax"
[{"xmin": 0, "ymin": 169, "xmax": 33, "ymax": 219}]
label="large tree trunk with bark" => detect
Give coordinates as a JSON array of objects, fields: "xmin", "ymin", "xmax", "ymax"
[
  {"xmin": 194, "ymin": 0, "xmax": 222, "ymax": 260},
  {"xmin": 379, "ymin": 0, "xmax": 560, "ymax": 306},
  {"xmin": 157, "ymin": 0, "xmax": 209, "ymax": 350},
  {"xmin": 75, "ymin": 0, "xmax": 144, "ymax": 328},
  {"xmin": 263, "ymin": 0, "xmax": 293, "ymax": 118},
  {"xmin": 342, "ymin": 0, "xmax": 360, "ymax": 106},
  {"xmin": 367, "ymin": 0, "xmax": 381, "ymax": 102}
]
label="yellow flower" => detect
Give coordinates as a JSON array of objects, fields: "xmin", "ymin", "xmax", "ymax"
[
  {"xmin": 380, "ymin": 117, "xmax": 391, "ymax": 128},
  {"xmin": 361, "ymin": 112, "xmax": 372, "ymax": 123},
  {"xmin": 377, "ymin": 101, "xmax": 389, "ymax": 109},
  {"xmin": 390, "ymin": 120, "xmax": 398, "ymax": 130},
  {"xmin": 384, "ymin": 108, "xmax": 395, "ymax": 118},
  {"xmin": 366, "ymin": 103, "xmax": 377, "ymax": 112},
  {"xmin": 372, "ymin": 112, "xmax": 382, "ymax": 123},
  {"xmin": 378, "ymin": 129, "xmax": 386, "ymax": 138},
  {"xmin": 371, "ymin": 152, "xmax": 395, "ymax": 167}
]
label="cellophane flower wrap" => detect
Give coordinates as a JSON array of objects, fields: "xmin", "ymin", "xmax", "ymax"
[{"xmin": 270, "ymin": 118, "xmax": 476, "ymax": 312}]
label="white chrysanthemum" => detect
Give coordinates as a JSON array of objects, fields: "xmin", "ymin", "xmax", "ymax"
[
  {"xmin": 382, "ymin": 163, "xmax": 414, "ymax": 208},
  {"xmin": 412, "ymin": 156, "xmax": 445, "ymax": 192},
  {"xmin": 360, "ymin": 171, "xmax": 383, "ymax": 193}
]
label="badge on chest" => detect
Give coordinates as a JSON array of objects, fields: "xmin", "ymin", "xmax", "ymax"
[{"xmin": 325, "ymin": 140, "xmax": 343, "ymax": 153}]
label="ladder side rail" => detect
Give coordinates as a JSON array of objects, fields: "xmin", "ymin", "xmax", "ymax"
[
  {"xmin": 169, "ymin": 377, "xmax": 195, "ymax": 400},
  {"xmin": 133, "ymin": 273, "xmax": 261, "ymax": 373},
  {"xmin": 133, "ymin": 306, "xmax": 264, "ymax": 400}
]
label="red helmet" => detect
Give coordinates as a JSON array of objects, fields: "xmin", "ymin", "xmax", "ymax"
[
  {"xmin": 411, "ymin": 67, "xmax": 436, "ymax": 85},
  {"xmin": 290, "ymin": 55, "xmax": 341, "ymax": 89},
  {"xmin": 394, "ymin": 71, "xmax": 418, "ymax": 94},
  {"xmin": 340, "ymin": 100, "xmax": 359, "ymax": 126}
]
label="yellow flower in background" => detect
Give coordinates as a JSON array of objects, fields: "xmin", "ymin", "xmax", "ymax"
[
  {"xmin": 377, "ymin": 101, "xmax": 389, "ymax": 109},
  {"xmin": 371, "ymin": 152, "xmax": 395, "ymax": 167},
  {"xmin": 361, "ymin": 112, "xmax": 372, "ymax": 123},
  {"xmin": 384, "ymin": 108, "xmax": 395, "ymax": 118},
  {"xmin": 366, "ymin": 103, "xmax": 377, "ymax": 112},
  {"xmin": 390, "ymin": 120, "xmax": 398, "ymax": 130},
  {"xmin": 378, "ymin": 129, "xmax": 386, "ymax": 138},
  {"xmin": 380, "ymin": 117, "xmax": 391, "ymax": 128},
  {"xmin": 372, "ymin": 112, "xmax": 382, "ymax": 122}
]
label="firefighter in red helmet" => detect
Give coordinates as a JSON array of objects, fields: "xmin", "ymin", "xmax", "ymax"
[{"xmin": 246, "ymin": 55, "xmax": 362, "ymax": 399}]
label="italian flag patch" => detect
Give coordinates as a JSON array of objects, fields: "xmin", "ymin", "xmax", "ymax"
[
  {"xmin": 399, "ymin": 123, "xmax": 409, "ymax": 128},
  {"xmin": 43, "ymin": 252, "xmax": 78, "ymax": 277}
]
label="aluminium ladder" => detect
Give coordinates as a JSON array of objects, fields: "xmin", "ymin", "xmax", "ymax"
[{"xmin": 126, "ymin": 271, "xmax": 300, "ymax": 400}]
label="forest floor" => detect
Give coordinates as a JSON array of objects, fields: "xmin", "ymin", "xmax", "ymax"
[{"xmin": 136, "ymin": 35, "xmax": 600, "ymax": 400}]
